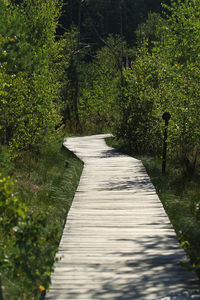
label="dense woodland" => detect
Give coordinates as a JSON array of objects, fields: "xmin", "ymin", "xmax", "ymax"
[{"xmin": 1, "ymin": 0, "xmax": 200, "ymax": 298}]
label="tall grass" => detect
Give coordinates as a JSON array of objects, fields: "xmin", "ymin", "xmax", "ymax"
[{"xmin": 0, "ymin": 139, "xmax": 83, "ymax": 299}]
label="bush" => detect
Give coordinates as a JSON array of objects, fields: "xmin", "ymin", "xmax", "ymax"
[{"xmin": 0, "ymin": 174, "xmax": 58, "ymax": 299}]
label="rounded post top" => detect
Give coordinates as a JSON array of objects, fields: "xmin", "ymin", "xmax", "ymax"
[{"xmin": 162, "ymin": 112, "xmax": 171, "ymax": 122}]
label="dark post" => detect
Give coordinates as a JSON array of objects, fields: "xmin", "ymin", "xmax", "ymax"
[{"xmin": 162, "ymin": 112, "xmax": 171, "ymax": 174}]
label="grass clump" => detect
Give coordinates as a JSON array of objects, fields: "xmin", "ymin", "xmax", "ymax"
[
  {"xmin": 0, "ymin": 138, "xmax": 83, "ymax": 300},
  {"xmin": 106, "ymin": 136, "xmax": 200, "ymax": 278}
]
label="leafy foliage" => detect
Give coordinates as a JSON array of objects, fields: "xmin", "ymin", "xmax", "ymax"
[
  {"xmin": 79, "ymin": 35, "xmax": 123, "ymax": 133},
  {"xmin": 117, "ymin": 0, "xmax": 200, "ymax": 173},
  {"xmin": 117, "ymin": 45, "xmax": 162, "ymax": 154},
  {"xmin": 0, "ymin": 0, "xmax": 63, "ymax": 156},
  {"xmin": 0, "ymin": 174, "xmax": 57, "ymax": 299},
  {"xmin": 0, "ymin": 141, "xmax": 83, "ymax": 299}
]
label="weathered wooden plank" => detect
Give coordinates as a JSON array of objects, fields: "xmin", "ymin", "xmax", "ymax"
[{"xmin": 46, "ymin": 134, "xmax": 200, "ymax": 300}]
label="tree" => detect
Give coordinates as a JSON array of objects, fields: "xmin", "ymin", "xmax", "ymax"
[
  {"xmin": 79, "ymin": 35, "xmax": 125, "ymax": 133},
  {"xmin": 0, "ymin": 0, "xmax": 63, "ymax": 160},
  {"xmin": 153, "ymin": 0, "xmax": 200, "ymax": 172},
  {"xmin": 56, "ymin": 28, "xmax": 84, "ymax": 131},
  {"xmin": 117, "ymin": 0, "xmax": 200, "ymax": 173},
  {"xmin": 135, "ymin": 12, "xmax": 164, "ymax": 50},
  {"xmin": 117, "ymin": 43, "xmax": 162, "ymax": 154}
]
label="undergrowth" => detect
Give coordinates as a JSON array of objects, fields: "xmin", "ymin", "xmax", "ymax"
[
  {"xmin": 106, "ymin": 136, "xmax": 200, "ymax": 278},
  {"xmin": 0, "ymin": 138, "xmax": 83, "ymax": 299}
]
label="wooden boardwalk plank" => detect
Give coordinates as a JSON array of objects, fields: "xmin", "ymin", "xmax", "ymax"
[{"xmin": 46, "ymin": 134, "xmax": 200, "ymax": 300}]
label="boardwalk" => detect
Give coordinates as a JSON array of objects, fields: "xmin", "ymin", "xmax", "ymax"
[{"xmin": 46, "ymin": 134, "xmax": 200, "ymax": 300}]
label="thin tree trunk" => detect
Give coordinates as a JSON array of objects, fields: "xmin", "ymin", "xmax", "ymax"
[
  {"xmin": 73, "ymin": 0, "xmax": 82, "ymax": 131},
  {"xmin": 28, "ymin": 144, "xmax": 31, "ymax": 180},
  {"xmin": 74, "ymin": 69, "xmax": 80, "ymax": 130},
  {"xmin": 3, "ymin": 107, "xmax": 7, "ymax": 145}
]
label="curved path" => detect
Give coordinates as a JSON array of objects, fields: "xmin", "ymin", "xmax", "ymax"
[{"xmin": 46, "ymin": 134, "xmax": 200, "ymax": 300}]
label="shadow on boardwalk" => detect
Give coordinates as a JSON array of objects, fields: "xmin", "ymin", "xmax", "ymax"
[
  {"xmin": 87, "ymin": 236, "xmax": 200, "ymax": 299},
  {"xmin": 100, "ymin": 149, "xmax": 127, "ymax": 158},
  {"xmin": 60, "ymin": 235, "xmax": 200, "ymax": 300},
  {"xmin": 100, "ymin": 178, "xmax": 153, "ymax": 191}
]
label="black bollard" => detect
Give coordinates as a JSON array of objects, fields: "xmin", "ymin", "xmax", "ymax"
[{"xmin": 162, "ymin": 112, "xmax": 171, "ymax": 174}]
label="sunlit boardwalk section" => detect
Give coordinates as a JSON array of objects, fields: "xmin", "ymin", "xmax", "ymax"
[{"xmin": 46, "ymin": 134, "xmax": 200, "ymax": 300}]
